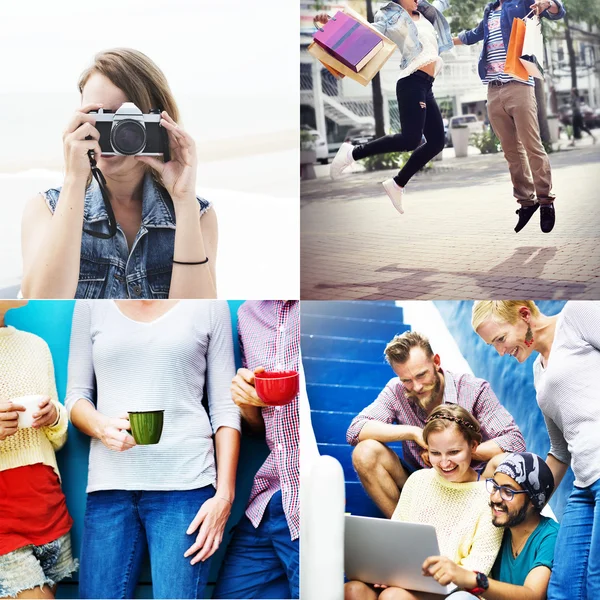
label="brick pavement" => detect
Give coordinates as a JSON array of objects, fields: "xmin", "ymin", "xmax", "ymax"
[{"xmin": 301, "ymin": 144, "xmax": 600, "ymax": 300}]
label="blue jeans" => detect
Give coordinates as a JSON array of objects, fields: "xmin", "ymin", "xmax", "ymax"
[
  {"xmin": 79, "ymin": 487, "xmax": 215, "ymax": 599},
  {"xmin": 213, "ymin": 491, "xmax": 299, "ymax": 599},
  {"xmin": 548, "ymin": 479, "xmax": 600, "ymax": 600}
]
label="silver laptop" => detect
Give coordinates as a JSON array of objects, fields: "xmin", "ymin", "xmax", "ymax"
[{"xmin": 344, "ymin": 515, "xmax": 457, "ymax": 595}]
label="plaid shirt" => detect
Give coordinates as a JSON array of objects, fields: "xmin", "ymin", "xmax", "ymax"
[
  {"xmin": 347, "ymin": 369, "xmax": 525, "ymax": 471},
  {"xmin": 238, "ymin": 301, "xmax": 300, "ymax": 540}
]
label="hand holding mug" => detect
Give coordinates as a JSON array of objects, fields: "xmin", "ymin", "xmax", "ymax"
[
  {"xmin": 31, "ymin": 396, "xmax": 58, "ymax": 429},
  {"xmin": 231, "ymin": 367, "xmax": 269, "ymax": 408},
  {"xmin": 0, "ymin": 401, "xmax": 25, "ymax": 441},
  {"xmin": 99, "ymin": 412, "xmax": 136, "ymax": 452}
]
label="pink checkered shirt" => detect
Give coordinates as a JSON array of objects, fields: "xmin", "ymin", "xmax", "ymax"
[
  {"xmin": 238, "ymin": 301, "xmax": 300, "ymax": 540},
  {"xmin": 347, "ymin": 369, "xmax": 526, "ymax": 471}
]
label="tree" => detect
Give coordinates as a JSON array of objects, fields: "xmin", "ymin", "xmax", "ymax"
[
  {"xmin": 365, "ymin": 0, "xmax": 386, "ymax": 139},
  {"xmin": 557, "ymin": 0, "xmax": 600, "ymax": 91}
]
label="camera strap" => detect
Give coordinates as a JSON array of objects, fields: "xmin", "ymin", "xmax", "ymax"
[{"xmin": 82, "ymin": 150, "xmax": 118, "ymax": 239}]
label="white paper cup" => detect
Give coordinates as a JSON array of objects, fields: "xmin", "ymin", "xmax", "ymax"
[{"xmin": 11, "ymin": 394, "xmax": 46, "ymax": 429}]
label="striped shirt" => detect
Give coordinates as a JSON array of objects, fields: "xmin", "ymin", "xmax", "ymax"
[
  {"xmin": 347, "ymin": 369, "xmax": 525, "ymax": 471},
  {"xmin": 533, "ymin": 301, "xmax": 600, "ymax": 488},
  {"xmin": 65, "ymin": 300, "xmax": 241, "ymax": 493},
  {"xmin": 238, "ymin": 301, "xmax": 300, "ymax": 540},
  {"xmin": 484, "ymin": 8, "xmax": 534, "ymax": 86}
]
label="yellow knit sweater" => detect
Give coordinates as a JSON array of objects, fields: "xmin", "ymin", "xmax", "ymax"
[
  {"xmin": 0, "ymin": 326, "xmax": 68, "ymax": 480},
  {"xmin": 392, "ymin": 468, "xmax": 503, "ymax": 575}
]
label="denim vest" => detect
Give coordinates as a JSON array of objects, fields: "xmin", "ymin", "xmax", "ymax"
[
  {"xmin": 373, "ymin": 0, "xmax": 454, "ymax": 72},
  {"xmin": 458, "ymin": 0, "xmax": 565, "ymax": 81},
  {"xmin": 43, "ymin": 173, "xmax": 211, "ymax": 299}
]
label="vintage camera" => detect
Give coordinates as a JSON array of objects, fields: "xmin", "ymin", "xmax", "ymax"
[{"xmin": 89, "ymin": 102, "xmax": 170, "ymax": 161}]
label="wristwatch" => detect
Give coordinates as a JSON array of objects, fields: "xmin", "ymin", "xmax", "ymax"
[{"xmin": 466, "ymin": 572, "xmax": 489, "ymax": 595}]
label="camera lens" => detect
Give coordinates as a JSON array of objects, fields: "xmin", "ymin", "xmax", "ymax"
[{"xmin": 110, "ymin": 120, "xmax": 147, "ymax": 155}]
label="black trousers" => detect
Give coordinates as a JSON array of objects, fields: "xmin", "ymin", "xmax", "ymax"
[{"xmin": 352, "ymin": 70, "xmax": 445, "ymax": 187}]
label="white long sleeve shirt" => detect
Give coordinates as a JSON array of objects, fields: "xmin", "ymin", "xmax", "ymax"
[{"xmin": 66, "ymin": 300, "xmax": 241, "ymax": 493}]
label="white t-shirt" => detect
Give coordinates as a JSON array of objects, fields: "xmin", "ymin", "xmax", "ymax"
[
  {"xmin": 533, "ymin": 301, "xmax": 600, "ymax": 488},
  {"xmin": 399, "ymin": 14, "xmax": 443, "ymax": 79},
  {"xmin": 66, "ymin": 300, "xmax": 241, "ymax": 493}
]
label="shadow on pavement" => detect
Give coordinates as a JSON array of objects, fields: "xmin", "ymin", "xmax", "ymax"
[{"xmin": 313, "ymin": 246, "xmax": 590, "ymax": 299}]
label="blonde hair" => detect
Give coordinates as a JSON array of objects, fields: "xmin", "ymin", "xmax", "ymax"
[
  {"xmin": 78, "ymin": 48, "xmax": 180, "ymax": 189},
  {"xmin": 471, "ymin": 301, "xmax": 541, "ymax": 333},
  {"xmin": 423, "ymin": 404, "xmax": 482, "ymax": 446},
  {"xmin": 384, "ymin": 331, "xmax": 433, "ymax": 365}
]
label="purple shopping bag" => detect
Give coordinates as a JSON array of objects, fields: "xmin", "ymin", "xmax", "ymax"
[{"xmin": 314, "ymin": 11, "xmax": 383, "ymax": 73}]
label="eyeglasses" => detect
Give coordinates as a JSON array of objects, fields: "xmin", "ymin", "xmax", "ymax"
[{"xmin": 485, "ymin": 478, "xmax": 529, "ymax": 502}]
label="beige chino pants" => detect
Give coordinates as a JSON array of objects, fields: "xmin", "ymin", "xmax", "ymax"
[{"xmin": 487, "ymin": 81, "xmax": 555, "ymax": 206}]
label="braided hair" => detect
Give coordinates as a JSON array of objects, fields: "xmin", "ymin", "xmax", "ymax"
[{"xmin": 423, "ymin": 404, "xmax": 482, "ymax": 446}]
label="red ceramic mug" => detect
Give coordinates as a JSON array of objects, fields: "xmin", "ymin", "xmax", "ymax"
[{"xmin": 254, "ymin": 371, "xmax": 300, "ymax": 406}]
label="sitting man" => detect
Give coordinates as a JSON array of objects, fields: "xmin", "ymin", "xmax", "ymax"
[
  {"xmin": 425, "ymin": 452, "xmax": 558, "ymax": 599},
  {"xmin": 347, "ymin": 331, "xmax": 525, "ymax": 517}
]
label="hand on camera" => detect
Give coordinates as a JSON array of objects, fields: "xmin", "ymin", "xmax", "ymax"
[
  {"xmin": 135, "ymin": 112, "xmax": 198, "ymax": 204},
  {"xmin": 63, "ymin": 103, "xmax": 103, "ymax": 181}
]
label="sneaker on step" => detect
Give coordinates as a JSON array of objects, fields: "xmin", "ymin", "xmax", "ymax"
[
  {"xmin": 382, "ymin": 178, "xmax": 405, "ymax": 214},
  {"xmin": 330, "ymin": 142, "xmax": 356, "ymax": 180}
]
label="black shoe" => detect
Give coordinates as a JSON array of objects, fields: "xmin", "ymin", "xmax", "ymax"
[
  {"xmin": 540, "ymin": 204, "xmax": 555, "ymax": 233},
  {"xmin": 514, "ymin": 204, "xmax": 539, "ymax": 233}
]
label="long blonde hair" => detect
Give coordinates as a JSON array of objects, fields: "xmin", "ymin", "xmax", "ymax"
[
  {"xmin": 471, "ymin": 301, "xmax": 541, "ymax": 333},
  {"xmin": 78, "ymin": 48, "xmax": 180, "ymax": 189}
]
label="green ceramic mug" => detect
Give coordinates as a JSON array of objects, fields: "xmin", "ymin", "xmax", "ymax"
[{"xmin": 128, "ymin": 410, "xmax": 164, "ymax": 445}]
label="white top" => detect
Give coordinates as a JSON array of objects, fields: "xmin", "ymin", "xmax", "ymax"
[
  {"xmin": 66, "ymin": 300, "xmax": 241, "ymax": 493},
  {"xmin": 399, "ymin": 14, "xmax": 443, "ymax": 79},
  {"xmin": 533, "ymin": 301, "xmax": 600, "ymax": 488}
]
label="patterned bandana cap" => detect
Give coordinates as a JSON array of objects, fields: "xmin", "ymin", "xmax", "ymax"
[{"xmin": 495, "ymin": 452, "xmax": 555, "ymax": 510}]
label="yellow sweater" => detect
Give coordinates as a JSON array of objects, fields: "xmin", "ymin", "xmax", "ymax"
[
  {"xmin": 0, "ymin": 326, "xmax": 68, "ymax": 480},
  {"xmin": 392, "ymin": 468, "xmax": 503, "ymax": 575}
]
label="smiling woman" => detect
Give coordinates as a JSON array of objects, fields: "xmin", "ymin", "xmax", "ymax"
[
  {"xmin": 472, "ymin": 300, "xmax": 600, "ymax": 600},
  {"xmin": 20, "ymin": 48, "xmax": 217, "ymax": 300},
  {"xmin": 344, "ymin": 405, "xmax": 503, "ymax": 600}
]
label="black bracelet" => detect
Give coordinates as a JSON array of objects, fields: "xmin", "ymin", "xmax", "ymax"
[{"xmin": 173, "ymin": 257, "xmax": 209, "ymax": 265}]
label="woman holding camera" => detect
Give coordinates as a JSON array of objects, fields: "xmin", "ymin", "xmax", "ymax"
[{"xmin": 21, "ymin": 48, "xmax": 217, "ymax": 300}]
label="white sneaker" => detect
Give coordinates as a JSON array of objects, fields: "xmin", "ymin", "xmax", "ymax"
[
  {"xmin": 330, "ymin": 142, "xmax": 355, "ymax": 180},
  {"xmin": 382, "ymin": 178, "xmax": 405, "ymax": 214}
]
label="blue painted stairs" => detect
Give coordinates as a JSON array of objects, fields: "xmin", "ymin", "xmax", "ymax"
[{"xmin": 301, "ymin": 301, "xmax": 411, "ymax": 518}]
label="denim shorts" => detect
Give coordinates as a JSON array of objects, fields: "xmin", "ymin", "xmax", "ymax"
[{"xmin": 0, "ymin": 533, "xmax": 78, "ymax": 597}]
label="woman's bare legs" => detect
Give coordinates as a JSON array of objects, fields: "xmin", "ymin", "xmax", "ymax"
[{"xmin": 1, "ymin": 584, "xmax": 56, "ymax": 599}]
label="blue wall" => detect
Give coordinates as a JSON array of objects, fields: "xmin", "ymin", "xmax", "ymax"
[
  {"xmin": 5, "ymin": 300, "xmax": 268, "ymax": 599},
  {"xmin": 433, "ymin": 300, "xmax": 572, "ymax": 519}
]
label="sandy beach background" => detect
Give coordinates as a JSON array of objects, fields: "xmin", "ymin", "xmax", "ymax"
[{"xmin": 0, "ymin": 0, "xmax": 299, "ymax": 298}]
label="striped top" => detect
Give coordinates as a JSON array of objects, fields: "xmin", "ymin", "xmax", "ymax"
[
  {"xmin": 347, "ymin": 369, "xmax": 526, "ymax": 471},
  {"xmin": 533, "ymin": 301, "xmax": 600, "ymax": 488},
  {"xmin": 484, "ymin": 8, "xmax": 534, "ymax": 86},
  {"xmin": 238, "ymin": 301, "xmax": 300, "ymax": 540},
  {"xmin": 65, "ymin": 300, "xmax": 241, "ymax": 493}
]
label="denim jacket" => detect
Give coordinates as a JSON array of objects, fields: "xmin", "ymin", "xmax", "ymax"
[
  {"xmin": 43, "ymin": 173, "xmax": 210, "ymax": 299},
  {"xmin": 372, "ymin": 0, "xmax": 454, "ymax": 72},
  {"xmin": 458, "ymin": 0, "xmax": 565, "ymax": 81}
]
